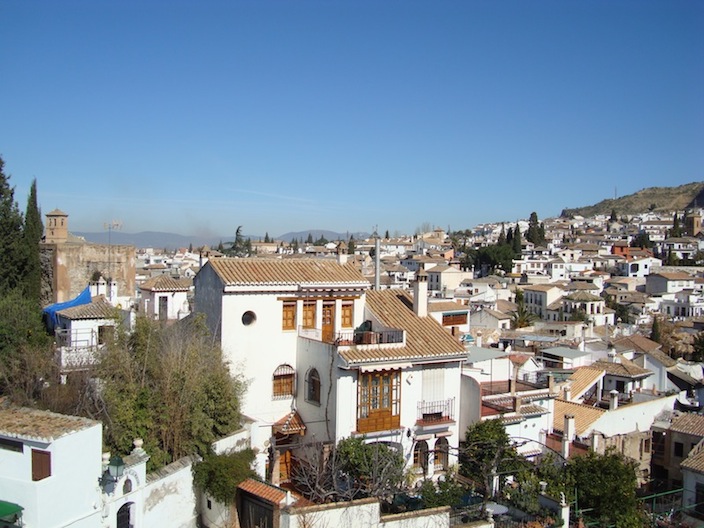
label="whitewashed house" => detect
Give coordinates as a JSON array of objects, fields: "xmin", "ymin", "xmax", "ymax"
[
  {"xmin": 139, "ymin": 275, "xmax": 192, "ymax": 321},
  {"xmin": 53, "ymin": 298, "xmax": 122, "ymax": 373},
  {"xmin": 193, "ymin": 257, "xmax": 467, "ymax": 483},
  {"xmin": 0, "ymin": 405, "xmax": 198, "ymax": 528}
]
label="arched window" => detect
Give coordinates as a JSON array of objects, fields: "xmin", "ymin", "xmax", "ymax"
[
  {"xmin": 434, "ymin": 437, "xmax": 449, "ymax": 471},
  {"xmin": 122, "ymin": 478, "xmax": 133, "ymax": 494},
  {"xmin": 273, "ymin": 364, "xmax": 296, "ymax": 399},
  {"xmin": 306, "ymin": 368, "xmax": 321, "ymax": 404},
  {"xmin": 413, "ymin": 440, "xmax": 429, "ymax": 475}
]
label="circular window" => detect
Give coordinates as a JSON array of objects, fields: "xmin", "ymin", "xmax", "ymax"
[{"xmin": 242, "ymin": 311, "xmax": 257, "ymax": 326}]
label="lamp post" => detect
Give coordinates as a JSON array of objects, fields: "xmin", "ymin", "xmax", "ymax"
[{"xmin": 99, "ymin": 455, "xmax": 125, "ymax": 490}]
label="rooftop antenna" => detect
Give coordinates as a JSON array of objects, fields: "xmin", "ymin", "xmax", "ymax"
[{"xmin": 104, "ymin": 220, "xmax": 122, "ymax": 298}]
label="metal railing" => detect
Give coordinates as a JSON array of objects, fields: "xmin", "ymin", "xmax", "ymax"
[{"xmin": 417, "ymin": 398, "xmax": 455, "ymax": 424}]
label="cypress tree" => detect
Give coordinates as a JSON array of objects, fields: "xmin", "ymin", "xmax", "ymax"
[
  {"xmin": 497, "ymin": 224, "xmax": 506, "ymax": 246},
  {"xmin": 22, "ymin": 179, "xmax": 43, "ymax": 304},
  {"xmin": 650, "ymin": 316, "xmax": 661, "ymax": 344},
  {"xmin": 0, "ymin": 157, "xmax": 26, "ymax": 295},
  {"xmin": 512, "ymin": 224, "xmax": 522, "ymax": 254}
]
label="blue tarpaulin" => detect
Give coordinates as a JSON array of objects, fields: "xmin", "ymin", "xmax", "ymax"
[{"xmin": 43, "ymin": 286, "xmax": 92, "ymax": 331}]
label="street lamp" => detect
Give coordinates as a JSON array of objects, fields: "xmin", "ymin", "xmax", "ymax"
[{"xmin": 99, "ymin": 455, "xmax": 125, "ymax": 488}]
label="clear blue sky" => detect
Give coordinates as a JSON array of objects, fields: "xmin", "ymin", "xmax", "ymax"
[{"xmin": 1, "ymin": 0, "xmax": 702, "ymax": 238}]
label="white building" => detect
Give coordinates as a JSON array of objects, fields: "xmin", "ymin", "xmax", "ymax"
[
  {"xmin": 139, "ymin": 275, "xmax": 192, "ymax": 321},
  {"xmin": 193, "ymin": 257, "xmax": 467, "ymax": 483}
]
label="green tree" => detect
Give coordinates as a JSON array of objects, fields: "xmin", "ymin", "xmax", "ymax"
[
  {"xmin": 0, "ymin": 157, "xmax": 26, "ymax": 295},
  {"xmin": 610, "ymin": 208, "xmax": 618, "ymax": 223},
  {"xmin": 22, "ymin": 179, "xmax": 43, "ymax": 304},
  {"xmin": 0, "ymin": 289, "xmax": 54, "ymax": 405},
  {"xmin": 567, "ymin": 448, "xmax": 645, "ymax": 528},
  {"xmin": 384, "ymin": 229, "xmax": 389, "ymax": 239},
  {"xmin": 192, "ymin": 448, "xmax": 255, "ymax": 504},
  {"xmin": 630, "ymin": 232, "xmax": 652, "ymax": 249},
  {"xmin": 512, "ymin": 224, "xmax": 522, "ymax": 254},
  {"xmin": 306, "ymin": 233, "xmax": 313, "ymax": 244},
  {"xmin": 526, "ymin": 212, "xmax": 544, "ymax": 245},
  {"xmin": 650, "ymin": 316, "xmax": 661, "ymax": 343},
  {"xmin": 692, "ymin": 332, "xmax": 704, "ymax": 362},
  {"xmin": 510, "ymin": 289, "xmax": 538, "ymax": 329},
  {"xmin": 460, "ymin": 420, "xmax": 526, "ymax": 513},
  {"xmin": 94, "ymin": 315, "xmax": 245, "ymax": 470},
  {"xmin": 497, "ymin": 224, "xmax": 506, "ymax": 246},
  {"xmin": 348, "ymin": 235, "xmax": 356, "ymax": 254},
  {"xmin": 670, "ymin": 213, "xmax": 682, "ymax": 238},
  {"xmin": 264, "ymin": 232, "xmax": 270, "ymax": 243},
  {"xmin": 227, "ymin": 226, "xmax": 248, "ymax": 257}
]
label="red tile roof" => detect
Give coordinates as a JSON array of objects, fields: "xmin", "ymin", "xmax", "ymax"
[{"xmin": 238, "ymin": 478, "xmax": 288, "ymax": 505}]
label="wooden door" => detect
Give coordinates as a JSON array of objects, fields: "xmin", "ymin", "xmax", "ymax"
[{"xmin": 322, "ymin": 302, "xmax": 335, "ymax": 342}]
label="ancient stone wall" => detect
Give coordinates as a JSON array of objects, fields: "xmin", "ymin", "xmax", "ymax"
[{"xmin": 42, "ymin": 241, "xmax": 135, "ymax": 303}]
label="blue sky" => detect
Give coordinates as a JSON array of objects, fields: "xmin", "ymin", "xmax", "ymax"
[{"xmin": 1, "ymin": 1, "xmax": 702, "ymax": 238}]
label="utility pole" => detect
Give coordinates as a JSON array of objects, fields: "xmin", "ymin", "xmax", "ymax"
[{"xmin": 103, "ymin": 220, "xmax": 122, "ymax": 301}]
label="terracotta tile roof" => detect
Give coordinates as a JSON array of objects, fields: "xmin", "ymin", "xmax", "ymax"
[
  {"xmin": 0, "ymin": 406, "xmax": 99, "ymax": 442},
  {"xmin": 140, "ymin": 275, "xmax": 192, "ymax": 292},
  {"xmin": 681, "ymin": 440, "xmax": 704, "ymax": 474},
  {"xmin": 207, "ymin": 258, "xmax": 370, "ymax": 287},
  {"xmin": 273, "ymin": 410, "xmax": 306, "ymax": 435},
  {"xmin": 428, "ymin": 301, "xmax": 468, "ymax": 313},
  {"xmin": 238, "ymin": 478, "xmax": 288, "ymax": 505},
  {"xmin": 568, "ymin": 367, "xmax": 605, "ymax": 399},
  {"xmin": 480, "ymin": 308, "xmax": 511, "ymax": 320},
  {"xmin": 590, "ymin": 357, "xmax": 652, "ymax": 379},
  {"xmin": 563, "ymin": 291, "xmax": 602, "ymax": 302},
  {"xmin": 553, "ymin": 399, "xmax": 606, "ymax": 437},
  {"xmin": 496, "ymin": 300, "xmax": 517, "ymax": 314},
  {"xmin": 523, "ymin": 284, "xmax": 563, "ymax": 293},
  {"xmin": 653, "ymin": 272, "xmax": 694, "ymax": 280},
  {"xmin": 339, "ymin": 290, "xmax": 466, "ymax": 365},
  {"xmin": 670, "ymin": 413, "xmax": 704, "ymax": 437},
  {"xmin": 56, "ymin": 298, "xmax": 117, "ymax": 320},
  {"xmin": 647, "ymin": 349, "xmax": 678, "ymax": 368},
  {"xmin": 613, "ymin": 335, "xmax": 662, "ymax": 354}
]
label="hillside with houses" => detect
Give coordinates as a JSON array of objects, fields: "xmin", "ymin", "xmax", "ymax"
[{"xmin": 3, "ymin": 176, "xmax": 704, "ymax": 527}]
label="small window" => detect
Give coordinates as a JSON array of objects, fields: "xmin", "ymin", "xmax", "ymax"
[
  {"xmin": 98, "ymin": 325, "xmax": 114, "ymax": 345},
  {"xmin": 273, "ymin": 364, "xmax": 296, "ymax": 399},
  {"xmin": 282, "ymin": 301, "xmax": 296, "ymax": 330},
  {"xmin": 242, "ymin": 311, "xmax": 257, "ymax": 326},
  {"xmin": 123, "ymin": 479, "xmax": 133, "ymax": 494},
  {"xmin": 306, "ymin": 368, "xmax": 321, "ymax": 404},
  {"xmin": 303, "ymin": 301, "xmax": 316, "ymax": 329},
  {"xmin": 674, "ymin": 442, "xmax": 684, "ymax": 458},
  {"xmin": 0, "ymin": 437, "xmax": 23, "ymax": 452},
  {"xmin": 32, "ymin": 449, "xmax": 51, "ymax": 481},
  {"xmin": 341, "ymin": 302, "xmax": 354, "ymax": 328}
]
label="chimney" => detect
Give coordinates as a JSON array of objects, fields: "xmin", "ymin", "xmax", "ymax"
[
  {"xmin": 337, "ymin": 242, "xmax": 348, "ymax": 265},
  {"xmin": 547, "ymin": 373, "xmax": 555, "ymax": 394},
  {"xmin": 413, "ymin": 269, "xmax": 428, "ymax": 317},
  {"xmin": 563, "ymin": 386, "xmax": 572, "ymax": 402},
  {"xmin": 562, "ymin": 414, "xmax": 575, "ymax": 460},
  {"xmin": 609, "ymin": 390, "xmax": 619, "ymax": 410},
  {"xmin": 513, "ymin": 396, "xmax": 523, "ymax": 413},
  {"xmin": 607, "ymin": 343, "xmax": 616, "ymax": 362},
  {"xmin": 476, "ymin": 331, "xmax": 483, "ymax": 348}
]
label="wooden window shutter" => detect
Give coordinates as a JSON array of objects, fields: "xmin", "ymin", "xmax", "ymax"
[{"xmin": 32, "ymin": 449, "xmax": 51, "ymax": 481}]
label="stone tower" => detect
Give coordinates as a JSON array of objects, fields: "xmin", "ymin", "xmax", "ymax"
[{"xmin": 44, "ymin": 209, "xmax": 69, "ymax": 244}]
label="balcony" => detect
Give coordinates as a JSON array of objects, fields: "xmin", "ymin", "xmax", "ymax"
[
  {"xmin": 298, "ymin": 327, "xmax": 405, "ymax": 347},
  {"xmin": 416, "ymin": 398, "xmax": 455, "ymax": 426}
]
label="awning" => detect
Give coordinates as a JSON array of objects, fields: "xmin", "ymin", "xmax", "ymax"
[
  {"xmin": 273, "ymin": 410, "xmax": 306, "ymax": 436},
  {"xmin": 359, "ymin": 362, "xmax": 412, "ymax": 373},
  {"xmin": 0, "ymin": 500, "xmax": 23, "ymax": 519}
]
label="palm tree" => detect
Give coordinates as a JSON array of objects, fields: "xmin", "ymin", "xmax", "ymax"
[{"xmin": 510, "ymin": 290, "xmax": 538, "ymax": 329}]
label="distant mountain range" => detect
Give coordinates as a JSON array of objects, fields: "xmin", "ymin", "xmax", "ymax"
[
  {"xmin": 560, "ymin": 181, "xmax": 704, "ymax": 218},
  {"xmin": 73, "ymin": 229, "xmax": 370, "ymax": 250}
]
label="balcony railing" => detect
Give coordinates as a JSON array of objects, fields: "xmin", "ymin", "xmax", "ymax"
[
  {"xmin": 298, "ymin": 327, "xmax": 404, "ymax": 346},
  {"xmin": 416, "ymin": 398, "xmax": 455, "ymax": 425}
]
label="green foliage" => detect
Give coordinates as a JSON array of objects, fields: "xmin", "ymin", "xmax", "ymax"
[
  {"xmin": 96, "ymin": 315, "xmax": 244, "ymax": 470},
  {"xmin": 650, "ymin": 316, "xmax": 661, "ymax": 344},
  {"xmin": 192, "ymin": 448, "xmax": 256, "ymax": 504},
  {"xmin": 510, "ymin": 289, "xmax": 538, "ymax": 329},
  {"xmin": 475, "ymin": 244, "xmax": 516, "ymax": 275},
  {"xmin": 348, "ymin": 235, "xmax": 356, "ymax": 254},
  {"xmin": 526, "ymin": 212, "xmax": 545, "ymax": 246},
  {"xmin": 670, "ymin": 213, "xmax": 682, "ymax": 238},
  {"xmin": 384, "ymin": 229, "xmax": 389, "ymax": 239},
  {"xmin": 314, "ymin": 235, "xmax": 328, "ymax": 245},
  {"xmin": 306, "ymin": 233, "xmax": 313, "ymax": 244},
  {"xmin": 461, "ymin": 420, "xmax": 526, "ymax": 503},
  {"xmin": 336, "ymin": 437, "xmax": 405, "ymax": 499},
  {"xmin": 0, "ymin": 157, "xmax": 26, "ymax": 295},
  {"xmin": 227, "ymin": 226, "xmax": 249, "ymax": 257},
  {"xmin": 264, "ymin": 232, "xmax": 270, "ymax": 243},
  {"xmin": 0, "ymin": 289, "xmax": 54, "ymax": 404},
  {"xmin": 418, "ymin": 472, "xmax": 465, "ymax": 509},
  {"xmin": 567, "ymin": 448, "xmax": 645, "ymax": 528},
  {"xmin": 512, "ymin": 224, "xmax": 522, "ymax": 254},
  {"xmin": 630, "ymin": 232, "xmax": 653, "ymax": 249},
  {"xmin": 22, "ymin": 179, "xmax": 43, "ymax": 305},
  {"xmin": 610, "ymin": 208, "xmax": 618, "ymax": 223}
]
